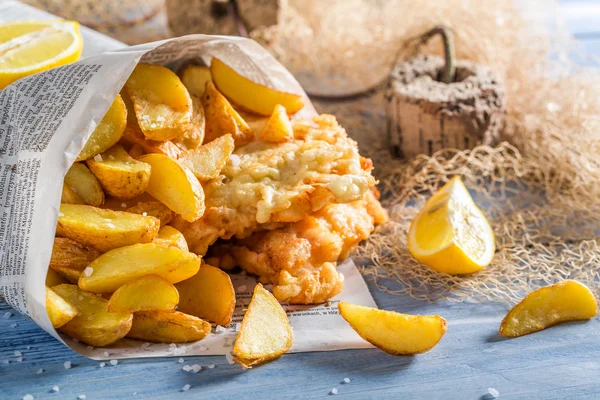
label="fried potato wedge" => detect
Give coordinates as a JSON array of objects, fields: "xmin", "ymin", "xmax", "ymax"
[
  {"xmin": 211, "ymin": 58, "xmax": 304, "ymax": 116},
  {"xmin": 50, "ymin": 265, "xmax": 82, "ymax": 284},
  {"xmin": 78, "ymin": 243, "xmax": 200, "ymax": 293},
  {"xmin": 239, "ymin": 111, "xmax": 269, "ymax": 135},
  {"xmin": 46, "ymin": 286, "xmax": 78, "ymax": 328},
  {"xmin": 50, "ymin": 237, "xmax": 101, "ymax": 272},
  {"xmin": 181, "ymin": 65, "xmax": 212, "ymax": 98},
  {"xmin": 153, "ymin": 225, "xmax": 188, "ymax": 251},
  {"xmin": 64, "ymin": 163, "xmax": 104, "ymax": 207},
  {"xmin": 61, "ymin": 184, "xmax": 84, "ymax": 204},
  {"xmin": 203, "ymin": 81, "xmax": 253, "ymax": 146},
  {"xmin": 179, "ymin": 134, "xmax": 234, "ymax": 181},
  {"xmin": 176, "ymin": 264, "xmax": 235, "ymax": 326},
  {"xmin": 125, "ymin": 63, "xmax": 192, "ymax": 141},
  {"xmin": 107, "ymin": 275, "xmax": 179, "ymax": 313},
  {"xmin": 76, "ymin": 95, "xmax": 127, "ymax": 161},
  {"xmin": 46, "ymin": 268, "xmax": 69, "ymax": 287},
  {"xmin": 137, "ymin": 154, "xmax": 205, "ymax": 222},
  {"xmin": 121, "ymin": 124, "xmax": 182, "ymax": 159},
  {"xmin": 126, "ymin": 201, "xmax": 175, "ymax": 226},
  {"xmin": 56, "ymin": 204, "xmax": 160, "ymax": 252},
  {"xmin": 87, "ymin": 144, "xmax": 151, "ymax": 199},
  {"xmin": 257, "ymin": 104, "xmax": 294, "ymax": 143},
  {"xmin": 338, "ymin": 302, "xmax": 447, "ymax": 355},
  {"xmin": 499, "ymin": 280, "xmax": 598, "ymax": 338},
  {"xmin": 233, "ymin": 284, "xmax": 292, "ymax": 367},
  {"xmin": 173, "ymin": 95, "xmax": 205, "ymax": 151},
  {"xmin": 127, "ymin": 310, "xmax": 210, "ymax": 343},
  {"xmin": 53, "ymin": 284, "xmax": 133, "ymax": 346}
]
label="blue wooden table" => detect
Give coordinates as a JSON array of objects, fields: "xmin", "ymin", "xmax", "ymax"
[{"xmin": 2, "ymin": 1, "xmax": 600, "ymax": 399}]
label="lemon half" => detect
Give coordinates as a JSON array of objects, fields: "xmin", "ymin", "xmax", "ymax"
[
  {"xmin": 0, "ymin": 20, "xmax": 82, "ymax": 89},
  {"xmin": 408, "ymin": 176, "xmax": 495, "ymax": 274}
]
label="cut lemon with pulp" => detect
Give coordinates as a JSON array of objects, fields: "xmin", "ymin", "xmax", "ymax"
[
  {"xmin": 408, "ymin": 176, "xmax": 495, "ymax": 274},
  {"xmin": 0, "ymin": 20, "xmax": 82, "ymax": 89}
]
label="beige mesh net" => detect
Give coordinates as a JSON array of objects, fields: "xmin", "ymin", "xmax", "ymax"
[{"xmin": 253, "ymin": 0, "xmax": 600, "ymax": 304}]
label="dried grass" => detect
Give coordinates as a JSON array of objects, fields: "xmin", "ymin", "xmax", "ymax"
[{"xmin": 253, "ymin": 0, "xmax": 600, "ymax": 304}]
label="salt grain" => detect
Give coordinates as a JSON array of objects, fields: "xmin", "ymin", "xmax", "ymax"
[
  {"xmin": 182, "ymin": 365, "xmax": 192, "ymax": 372},
  {"xmin": 78, "ymin": 394, "xmax": 87, "ymax": 400},
  {"xmin": 182, "ymin": 384, "xmax": 191, "ymax": 392},
  {"xmin": 83, "ymin": 267, "xmax": 94, "ymax": 277},
  {"xmin": 169, "ymin": 343, "xmax": 177, "ymax": 349},
  {"xmin": 215, "ymin": 325, "xmax": 226, "ymax": 334},
  {"xmin": 120, "ymin": 203, "xmax": 127, "ymax": 208},
  {"xmin": 173, "ymin": 347, "xmax": 187, "ymax": 356},
  {"xmin": 110, "ymin": 359, "xmax": 118, "ymax": 366},
  {"xmin": 52, "ymin": 385, "xmax": 60, "ymax": 392},
  {"xmin": 58, "ymin": 212, "xmax": 64, "ymax": 217},
  {"xmin": 225, "ymin": 352, "xmax": 234, "ymax": 364},
  {"xmin": 14, "ymin": 350, "xmax": 21, "ymax": 356},
  {"xmin": 230, "ymin": 154, "xmax": 241, "ymax": 166},
  {"xmin": 16, "ymin": 357, "xmax": 23, "ymax": 362},
  {"xmin": 23, "ymin": 395, "xmax": 34, "ymax": 400},
  {"xmin": 36, "ymin": 368, "xmax": 44, "ymax": 374},
  {"xmin": 208, "ymin": 364, "xmax": 215, "ymax": 369},
  {"xmin": 141, "ymin": 342, "xmax": 151, "ymax": 348},
  {"xmin": 108, "ymin": 155, "xmax": 115, "ymax": 160},
  {"xmin": 3, "ymin": 312, "xmax": 11, "ymax": 319},
  {"xmin": 63, "ymin": 361, "xmax": 72, "ymax": 369},
  {"xmin": 142, "ymin": 212, "xmax": 147, "ymax": 217},
  {"xmin": 11, "ymin": 323, "xmax": 17, "ymax": 328},
  {"xmin": 26, "ymin": 346, "xmax": 30, "ymax": 350},
  {"xmin": 107, "ymin": 223, "xmax": 116, "ymax": 229},
  {"xmin": 237, "ymin": 285, "xmax": 247, "ymax": 292},
  {"xmin": 1, "ymin": 360, "xmax": 8, "ymax": 364},
  {"xmin": 330, "ymin": 388, "xmax": 338, "ymax": 395},
  {"xmin": 103, "ymin": 351, "xmax": 109, "ymax": 357},
  {"xmin": 191, "ymin": 364, "xmax": 202, "ymax": 373},
  {"xmin": 178, "ymin": 358, "xmax": 184, "ymax": 363},
  {"xmin": 488, "ymin": 387, "xmax": 500, "ymax": 398},
  {"xmin": 79, "ymin": 296, "xmax": 84, "ymax": 301},
  {"xmin": 198, "ymin": 345, "xmax": 208, "ymax": 352},
  {"xmin": 99, "ymin": 362, "xmax": 106, "ymax": 367},
  {"xmin": 94, "ymin": 154, "xmax": 103, "ymax": 162},
  {"xmin": 342, "ymin": 378, "xmax": 350, "ymax": 384}
]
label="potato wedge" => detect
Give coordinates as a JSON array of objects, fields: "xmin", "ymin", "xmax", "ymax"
[
  {"xmin": 153, "ymin": 226, "xmax": 188, "ymax": 251},
  {"xmin": 233, "ymin": 284, "xmax": 292, "ymax": 367},
  {"xmin": 176, "ymin": 264, "xmax": 235, "ymax": 326},
  {"xmin": 257, "ymin": 104, "xmax": 293, "ymax": 143},
  {"xmin": 203, "ymin": 81, "xmax": 253, "ymax": 146},
  {"xmin": 128, "ymin": 310, "xmax": 210, "ymax": 343},
  {"xmin": 56, "ymin": 204, "xmax": 160, "ymax": 252},
  {"xmin": 46, "ymin": 287, "xmax": 78, "ymax": 328},
  {"xmin": 240, "ymin": 110, "xmax": 268, "ymax": 135},
  {"xmin": 61, "ymin": 184, "xmax": 84, "ymax": 204},
  {"xmin": 137, "ymin": 154, "xmax": 205, "ymax": 222},
  {"xmin": 46, "ymin": 268, "xmax": 69, "ymax": 287},
  {"xmin": 50, "ymin": 265, "xmax": 82, "ymax": 284},
  {"xmin": 179, "ymin": 134, "xmax": 234, "ymax": 181},
  {"xmin": 211, "ymin": 58, "xmax": 304, "ymax": 116},
  {"xmin": 107, "ymin": 275, "xmax": 179, "ymax": 313},
  {"xmin": 121, "ymin": 124, "xmax": 182, "ymax": 159},
  {"xmin": 76, "ymin": 95, "xmax": 127, "ymax": 161},
  {"xmin": 173, "ymin": 95, "xmax": 205, "ymax": 151},
  {"xmin": 50, "ymin": 237, "xmax": 101, "ymax": 272},
  {"xmin": 64, "ymin": 163, "xmax": 104, "ymax": 207},
  {"xmin": 126, "ymin": 201, "xmax": 176, "ymax": 226},
  {"xmin": 86, "ymin": 144, "xmax": 151, "ymax": 199},
  {"xmin": 499, "ymin": 280, "xmax": 598, "ymax": 338},
  {"xmin": 125, "ymin": 63, "xmax": 192, "ymax": 141},
  {"xmin": 338, "ymin": 302, "xmax": 447, "ymax": 355},
  {"xmin": 181, "ymin": 65, "xmax": 212, "ymax": 98},
  {"xmin": 78, "ymin": 243, "xmax": 200, "ymax": 293},
  {"xmin": 53, "ymin": 284, "xmax": 133, "ymax": 346},
  {"xmin": 128, "ymin": 143, "xmax": 145, "ymax": 159}
]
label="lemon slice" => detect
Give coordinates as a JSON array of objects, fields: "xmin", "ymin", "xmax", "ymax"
[
  {"xmin": 0, "ymin": 20, "xmax": 82, "ymax": 89},
  {"xmin": 408, "ymin": 176, "xmax": 495, "ymax": 274}
]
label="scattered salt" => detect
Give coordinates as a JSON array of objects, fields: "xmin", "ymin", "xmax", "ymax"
[
  {"xmin": 58, "ymin": 212, "xmax": 64, "ymax": 217},
  {"xmin": 225, "ymin": 352, "xmax": 234, "ymax": 364},
  {"xmin": 142, "ymin": 212, "xmax": 147, "ymax": 217},
  {"xmin": 342, "ymin": 378, "xmax": 350, "ymax": 384},
  {"xmin": 78, "ymin": 394, "xmax": 87, "ymax": 400},
  {"xmin": 16, "ymin": 357, "xmax": 23, "ymax": 362},
  {"xmin": 488, "ymin": 387, "xmax": 500, "ymax": 398},
  {"xmin": 93, "ymin": 154, "xmax": 103, "ymax": 162},
  {"xmin": 133, "ymin": 392, "xmax": 136, "ymax": 396},
  {"xmin": 83, "ymin": 267, "xmax": 94, "ymax": 277},
  {"xmin": 14, "ymin": 350, "xmax": 21, "ymax": 356},
  {"xmin": 141, "ymin": 342, "xmax": 150, "ymax": 348},
  {"xmin": 11, "ymin": 323, "xmax": 17, "ymax": 328},
  {"xmin": 103, "ymin": 351, "xmax": 109, "ymax": 357},
  {"xmin": 120, "ymin": 202, "xmax": 127, "ymax": 208},
  {"xmin": 330, "ymin": 388, "xmax": 338, "ymax": 395},
  {"xmin": 191, "ymin": 364, "xmax": 202, "ymax": 373},
  {"xmin": 182, "ymin": 365, "xmax": 192, "ymax": 372},
  {"xmin": 169, "ymin": 343, "xmax": 177, "ymax": 349},
  {"xmin": 173, "ymin": 347, "xmax": 187, "ymax": 356},
  {"xmin": 63, "ymin": 361, "xmax": 71, "ymax": 369},
  {"xmin": 215, "ymin": 325, "xmax": 226, "ymax": 334},
  {"xmin": 26, "ymin": 346, "xmax": 31, "ymax": 350},
  {"xmin": 229, "ymin": 154, "xmax": 241, "ymax": 166},
  {"xmin": 178, "ymin": 358, "xmax": 184, "ymax": 363},
  {"xmin": 52, "ymin": 386, "xmax": 60, "ymax": 392},
  {"xmin": 207, "ymin": 364, "xmax": 215, "ymax": 369},
  {"xmin": 3, "ymin": 312, "xmax": 11, "ymax": 319},
  {"xmin": 108, "ymin": 155, "xmax": 115, "ymax": 160},
  {"xmin": 23, "ymin": 395, "xmax": 34, "ymax": 400},
  {"xmin": 79, "ymin": 296, "xmax": 84, "ymax": 301},
  {"xmin": 182, "ymin": 384, "xmax": 191, "ymax": 392},
  {"xmin": 36, "ymin": 368, "xmax": 44, "ymax": 374},
  {"xmin": 198, "ymin": 345, "xmax": 208, "ymax": 352},
  {"xmin": 99, "ymin": 362, "xmax": 106, "ymax": 367},
  {"xmin": 110, "ymin": 359, "xmax": 118, "ymax": 366},
  {"xmin": 107, "ymin": 223, "xmax": 116, "ymax": 229}
]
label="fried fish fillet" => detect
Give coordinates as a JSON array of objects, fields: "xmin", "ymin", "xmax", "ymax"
[
  {"xmin": 172, "ymin": 115, "xmax": 377, "ymax": 255},
  {"xmin": 207, "ymin": 190, "xmax": 388, "ymax": 304}
]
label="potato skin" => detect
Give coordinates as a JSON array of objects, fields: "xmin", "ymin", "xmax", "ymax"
[{"xmin": 127, "ymin": 310, "xmax": 210, "ymax": 343}]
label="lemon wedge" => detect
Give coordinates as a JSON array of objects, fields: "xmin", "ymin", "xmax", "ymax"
[
  {"xmin": 408, "ymin": 176, "xmax": 495, "ymax": 274},
  {"xmin": 0, "ymin": 20, "xmax": 82, "ymax": 89}
]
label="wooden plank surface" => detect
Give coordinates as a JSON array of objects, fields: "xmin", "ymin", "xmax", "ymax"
[{"xmin": 2, "ymin": 1, "xmax": 600, "ymax": 399}]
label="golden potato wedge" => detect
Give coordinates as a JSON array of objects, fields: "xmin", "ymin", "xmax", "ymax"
[
  {"xmin": 173, "ymin": 95, "xmax": 205, "ymax": 151},
  {"xmin": 46, "ymin": 286, "xmax": 78, "ymax": 328},
  {"xmin": 181, "ymin": 65, "xmax": 212, "ymax": 98},
  {"xmin": 176, "ymin": 264, "xmax": 235, "ymax": 326},
  {"xmin": 233, "ymin": 284, "xmax": 292, "ymax": 367},
  {"xmin": 107, "ymin": 275, "xmax": 179, "ymax": 313},
  {"xmin": 86, "ymin": 144, "xmax": 151, "ymax": 199},
  {"xmin": 127, "ymin": 310, "xmax": 210, "ymax": 343},
  {"xmin": 78, "ymin": 243, "xmax": 200, "ymax": 293},
  {"xmin": 257, "ymin": 104, "xmax": 294, "ymax": 143},
  {"xmin": 53, "ymin": 284, "xmax": 133, "ymax": 346},
  {"xmin": 126, "ymin": 201, "xmax": 176, "ymax": 226},
  {"xmin": 46, "ymin": 268, "xmax": 69, "ymax": 287},
  {"xmin": 50, "ymin": 265, "xmax": 82, "ymax": 284},
  {"xmin": 61, "ymin": 184, "xmax": 84, "ymax": 204},
  {"xmin": 239, "ymin": 110, "xmax": 269, "ymax": 135},
  {"xmin": 137, "ymin": 154, "xmax": 205, "ymax": 222},
  {"xmin": 203, "ymin": 81, "xmax": 253, "ymax": 146},
  {"xmin": 64, "ymin": 163, "xmax": 104, "ymax": 207},
  {"xmin": 50, "ymin": 237, "xmax": 101, "ymax": 273},
  {"xmin": 76, "ymin": 95, "xmax": 127, "ymax": 161},
  {"xmin": 125, "ymin": 63, "xmax": 192, "ymax": 141},
  {"xmin": 153, "ymin": 226, "xmax": 188, "ymax": 251},
  {"xmin": 121, "ymin": 124, "xmax": 182, "ymax": 159},
  {"xmin": 211, "ymin": 58, "xmax": 304, "ymax": 116},
  {"xmin": 56, "ymin": 204, "xmax": 160, "ymax": 252},
  {"xmin": 179, "ymin": 134, "xmax": 234, "ymax": 181},
  {"xmin": 338, "ymin": 302, "xmax": 447, "ymax": 355},
  {"xmin": 499, "ymin": 280, "xmax": 598, "ymax": 338}
]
